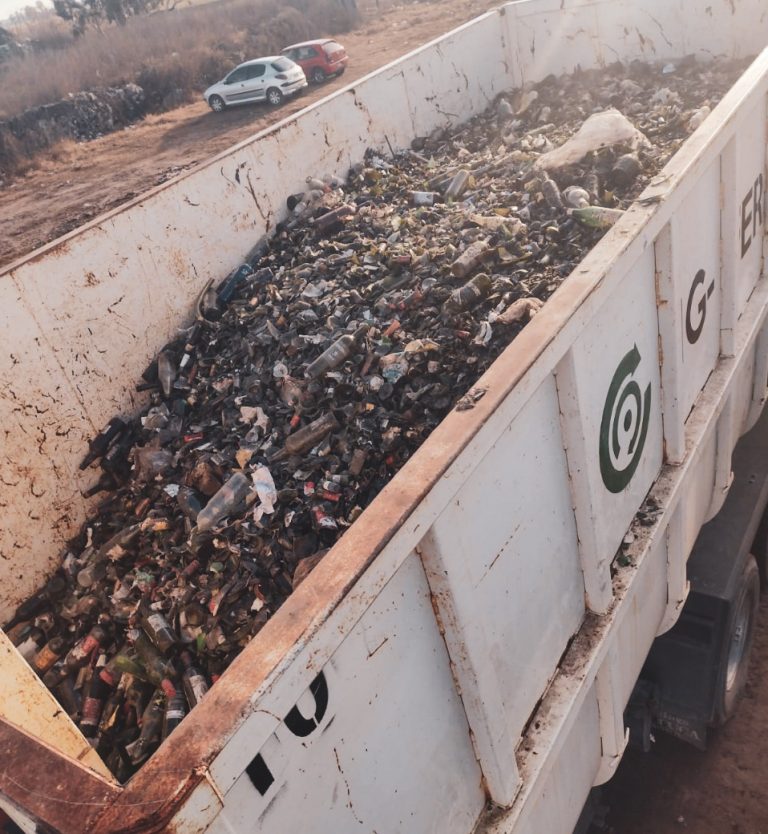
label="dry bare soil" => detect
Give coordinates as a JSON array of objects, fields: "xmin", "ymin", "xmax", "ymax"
[
  {"xmin": 0, "ymin": 0, "xmax": 498, "ymax": 268},
  {"xmin": 600, "ymin": 597, "xmax": 768, "ymax": 834}
]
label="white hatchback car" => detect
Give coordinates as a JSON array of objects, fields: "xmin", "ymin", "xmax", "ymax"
[{"xmin": 203, "ymin": 56, "xmax": 307, "ymax": 112}]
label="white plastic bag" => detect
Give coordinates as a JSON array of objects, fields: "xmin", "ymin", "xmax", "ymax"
[{"xmin": 536, "ymin": 109, "xmax": 650, "ymax": 170}]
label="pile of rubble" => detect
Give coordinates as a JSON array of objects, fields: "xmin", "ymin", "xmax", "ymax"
[{"xmin": 0, "ymin": 83, "xmax": 146, "ymax": 179}]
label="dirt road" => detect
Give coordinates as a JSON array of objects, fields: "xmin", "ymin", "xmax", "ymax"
[
  {"xmin": 599, "ymin": 597, "xmax": 768, "ymax": 834},
  {"xmin": 0, "ymin": 0, "xmax": 499, "ymax": 269}
]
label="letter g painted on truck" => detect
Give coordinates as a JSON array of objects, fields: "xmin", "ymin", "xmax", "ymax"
[{"xmin": 599, "ymin": 345, "xmax": 651, "ymax": 493}]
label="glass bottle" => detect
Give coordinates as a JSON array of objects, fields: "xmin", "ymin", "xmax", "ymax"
[
  {"xmin": 139, "ymin": 599, "xmax": 177, "ymax": 654},
  {"xmin": 31, "ymin": 636, "xmax": 67, "ymax": 675},
  {"xmin": 451, "ymin": 240, "xmax": 490, "ymax": 278},
  {"xmin": 79, "ymin": 418, "xmax": 126, "ymax": 470},
  {"xmin": 180, "ymin": 650, "xmax": 210, "ymax": 708},
  {"xmin": 80, "ymin": 670, "xmax": 115, "ymax": 739},
  {"xmin": 305, "ymin": 325, "xmax": 369, "ymax": 379},
  {"xmin": 162, "ymin": 690, "xmax": 187, "ymax": 740},
  {"xmin": 63, "ymin": 625, "xmax": 110, "ymax": 671},
  {"xmin": 128, "ymin": 632, "xmax": 177, "ymax": 691},
  {"xmin": 270, "ymin": 412, "xmax": 340, "ymax": 462},
  {"xmin": 195, "ymin": 471, "xmax": 252, "ymax": 531},
  {"xmin": 125, "ymin": 690, "xmax": 167, "ymax": 765},
  {"xmin": 443, "ymin": 273, "xmax": 493, "ymax": 314}
]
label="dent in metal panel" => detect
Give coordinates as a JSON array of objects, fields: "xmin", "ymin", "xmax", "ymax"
[{"xmin": 214, "ymin": 554, "xmax": 483, "ymax": 834}]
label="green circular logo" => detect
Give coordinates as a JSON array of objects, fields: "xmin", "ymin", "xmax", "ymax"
[{"xmin": 599, "ymin": 345, "xmax": 651, "ymax": 493}]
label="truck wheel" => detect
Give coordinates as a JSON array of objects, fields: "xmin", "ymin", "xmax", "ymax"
[
  {"xmin": 752, "ymin": 512, "xmax": 768, "ymax": 586},
  {"xmin": 714, "ymin": 556, "xmax": 760, "ymax": 724},
  {"xmin": 266, "ymin": 87, "xmax": 283, "ymax": 106}
]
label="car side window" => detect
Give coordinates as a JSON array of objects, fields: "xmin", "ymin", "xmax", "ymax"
[
  {"xmin": 304, "ymin": 47, "xmax": 318, "ymax": 59},
  {"xmin": 226, "ymin": 67, "xmax": 248, "ymax": 84},
  {"xmin": 246, "ymin": 64, "xmax": 265, "ymax": 79}
]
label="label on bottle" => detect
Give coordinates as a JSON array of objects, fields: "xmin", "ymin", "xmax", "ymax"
[
  {"xmin": 147, "ymin": 613, "xmax": 170, "ymax": 633},
  {"xmin": 81, "ymin": 696, "xmax": 104, "ymax": 727},
  {"xmin": 325, "ymin": 341, "xmax": 349, "ymax": 363},
  {"xmin": 188, "ymin": 674, "xmax": 209, "ymax": 704},
  {"xmin": 80, "ymin": 635, "xmax": 100, "ymax": 656},
  {"xmin": 32, "ymin": 644, "xmax": 60, "ymax": 672}
]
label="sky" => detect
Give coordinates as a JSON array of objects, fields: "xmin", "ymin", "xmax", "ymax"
[{"xmin": 0, "ymin": 0, "xmax": 51, "ymax": 24}]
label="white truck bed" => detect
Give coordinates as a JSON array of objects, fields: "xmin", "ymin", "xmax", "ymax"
[{"xmin": 0, "ymin": 1, "xmax": 767, "ymax": 832}]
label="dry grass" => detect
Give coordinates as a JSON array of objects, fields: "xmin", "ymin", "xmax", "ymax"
[{"xmin": 0, "ymin": 0, "xmax": 359, "ymax": 119}]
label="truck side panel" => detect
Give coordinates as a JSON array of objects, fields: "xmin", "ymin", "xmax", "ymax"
[
  {"xmin": 207, "ymin": 554, "xmax": 484, "ymax": 834},
  {"xmin": 421, "ymin": 375, "xmax": 584, "ymax": 803}
]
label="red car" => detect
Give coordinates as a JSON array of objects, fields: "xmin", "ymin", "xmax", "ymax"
[{"xmin": 281, "ymin": 39, "xmax": 348, "ymax": 85}]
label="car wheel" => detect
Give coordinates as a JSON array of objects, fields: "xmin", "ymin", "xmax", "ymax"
[
  {"xmin": 208, "ymin": 95, "xmax": 226, "ymax": 113},
  {"xmin": 714, "ymin": 555, "xmax": 760, "ymax": 724},
  {"xmin": 311, "ymin": 67, "xmax": 326, "ymax": 84},
  {"xmin": 266, "ymin": 87, "xmax": 284, "ymax": 106}
]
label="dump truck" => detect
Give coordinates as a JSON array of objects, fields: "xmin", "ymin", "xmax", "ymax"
[{"xmin": 1, "ymin": 0, "xmax": 768, "ymax": 831}]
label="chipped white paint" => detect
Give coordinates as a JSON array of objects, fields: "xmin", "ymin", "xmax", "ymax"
[{"xmin": 1, "ymin": 1, "xmax": 768, "ymax": 833}]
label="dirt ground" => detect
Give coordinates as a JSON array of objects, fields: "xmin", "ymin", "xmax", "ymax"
[
  {"xmin": 599, "ymin": 596, "xmax": 768, "ymax": 834},
  {"xmin": 0, "ymin": 0, "xmax": 500, "ymax": 268}
]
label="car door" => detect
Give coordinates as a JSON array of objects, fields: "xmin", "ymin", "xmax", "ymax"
[
  {"xmin": 300, "ymin": 46, "xmax": 320, "ymax": 73},
  {"xmin": 222, "ymin": 66, "xmax": 250, "ymax": 103},
  {"xmin": 223, "ymin": 64, "xmax": 266, "ymax": 103},
  {"xmin": 244, "ymin": 63, "xmax": 267, "ymax": 100}
]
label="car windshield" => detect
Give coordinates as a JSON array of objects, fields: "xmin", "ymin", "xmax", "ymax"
[{"xmin": 271, "ymin": 57, "xmax": 293, "ymax": 72}]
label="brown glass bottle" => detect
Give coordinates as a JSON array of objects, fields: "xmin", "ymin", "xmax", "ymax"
[{"xmin": 32, "ymin": 636, "xmax": 67, "ymax": 674}]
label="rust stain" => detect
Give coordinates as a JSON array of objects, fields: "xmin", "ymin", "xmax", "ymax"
[
  {"xmin": 0, "ymin": 717, "xmax": 119, "ymax": 834},
  {"xmin": 167, "ymin": 249, "xmax": 189, "ymax": 283}
]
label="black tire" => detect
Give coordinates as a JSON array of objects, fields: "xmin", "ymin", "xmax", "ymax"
[
  {"xmin": 753, "ymin": 512, "xmax": 768, "ymax": 586},
  {"xmin": 266, "ymin": 87, "xmax": 284, "ymax": 106},
  {"xmin": 208, "ymin": 95, "xmax": 226, "ymax": 113},
  {"xmin": 311, "ymin": 67, "xmax": 326, "ymax": 84},
  {"xmin": 714, "ymin": 555, "xmax": 760, "ymax": 724}
]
